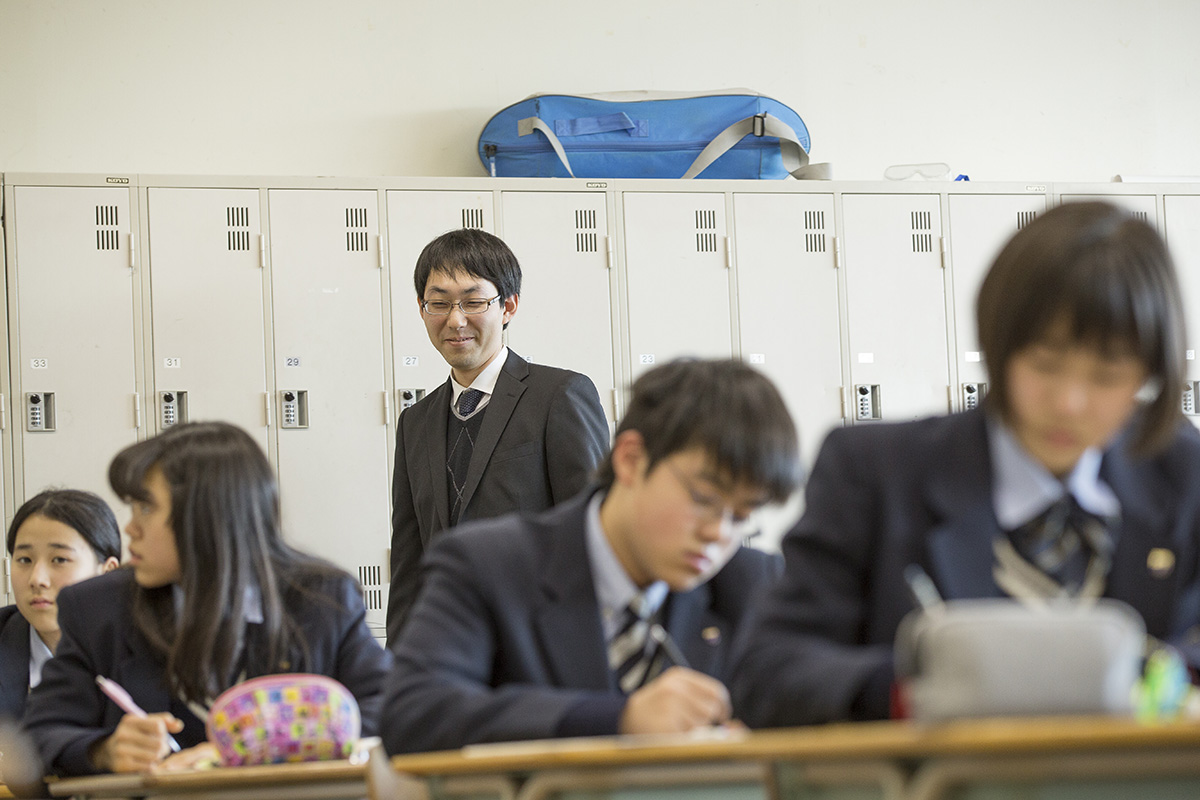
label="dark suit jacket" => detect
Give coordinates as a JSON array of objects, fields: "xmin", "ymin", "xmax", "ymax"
[
  {"xmin": 23, "ymin": 568, "xmax": 392, "ymax": 777},
  {"xmin": 387, "ymin": 349, "xmax": 609, "ymax": 643},
  {"xmin": 381, "ymin": 490, "xmax": 781, "ymax": 754},
  {"xmin": 0, "ymin": 605, "xmax": 32, "ymax": 720},
  {"xmin": 732, "ymin": 408, "xmax": 1200, "ymax": 727}
]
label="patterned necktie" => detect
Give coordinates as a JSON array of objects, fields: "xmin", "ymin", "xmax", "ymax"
[
  {"xmin": 457, "ymin": 388, "xmax": 484, "ymax": 417},
  {"xmin": 608, "ymin": 595, "xmax": 662, "ymax": 694},
  {"xmin": 995, "ymin": 494, "xmax": 1113, "ymax": 600}
]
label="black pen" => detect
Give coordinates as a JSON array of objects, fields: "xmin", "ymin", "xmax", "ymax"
[{"xmin": 649, "ymin": 623, "xmax": 691, "ymax": 669}]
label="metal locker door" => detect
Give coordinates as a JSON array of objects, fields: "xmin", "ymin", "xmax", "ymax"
[
  {"xmin": 145, "ymin": 188, "xmax": 269, "ymax": 447},
  {"xmin": 1164, "ymin": 194, "xmax": 1200, "ymax": 426},
  {"xmin": 841, "ymin": 193, "xmax": 950, "ymax": 421},
  {"xmin": 946, "ymin": 194, "xmax": 1048, "ymax": 411},
  {"xmin": 621, "ymin": 192, "xmax": 733, "ymax": 381},
  {"xmin": 386, "ymin": 190, "xmax": 496, "ymax": 415},
  {"xmin": 732, "ymin": 192, "xmax": 843, "ymax": 467},
  {"xmin": 501, "ymin": 190, "xmax": 618, "ymax": 426},
  {"xmin": 1059, "ymin": 193, "xmax": 1158, "ymax": 228},
  {"xmin": 7, "ymin": 185, "xmax": 140, "ymax": 508},
  {"xmin": 268, "ymin": 189, "xmax": 391, "ymax": 634}
]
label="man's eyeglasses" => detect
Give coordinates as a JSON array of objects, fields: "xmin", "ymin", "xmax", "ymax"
[
  {"xmin": 421, "ymin": 296, "xmax": 501, "ymax": 316},
  {"xmin": 662, "ymin": 460, "xmax": 760, "ymax": 537}
]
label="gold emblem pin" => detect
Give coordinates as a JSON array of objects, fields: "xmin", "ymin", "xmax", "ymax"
[
  {"xmin": 701, "ymin": 626, "xmax": 721, "ymax": 645},
  {"xmin": 1147, "ymin": 548, "xmax": 1175, "ymax": 578}
]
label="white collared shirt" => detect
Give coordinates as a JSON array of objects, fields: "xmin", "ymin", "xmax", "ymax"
[
  {"xmin": 28, "ymin": 626, "xmax": 53, "ymax": 689},
  {"xmin": 987, "ymin": 417, "xmax": 1120, "ymax": 530},
  {"xmin": 584, "ymin": 492, "xmax": 668, "ymax": 639},
  {"xmin": 449, "ymin": 346, "xmax": 509, "ymax": 420}
]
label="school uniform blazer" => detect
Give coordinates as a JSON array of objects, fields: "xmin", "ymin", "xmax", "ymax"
[
  {"xmin": 731, "ymin": 407, "xmax": 1200, "ymax": 728},
  {"xmin": 381, "ymin": 489, "xmax": 781, "ymax": 755},
  {"xmin": 24, "ymin": 568, "xmax": 392, "ymax": 777},
  {"xmin": 0, "ymin": 605, "xmax": 32, "ymax": 719},
  {"xmin": 387, "ymin": 349, "xmax": 610, "ymax": 643}
]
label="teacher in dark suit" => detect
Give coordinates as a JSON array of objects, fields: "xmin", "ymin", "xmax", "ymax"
[
  {"xmin": 732, "ymin": 201, "xmax": 1200, "ymax": 727},
  {"xmin": 386, "ymin": 229, "xmax": 609, "ymax": 643},
  {"xmin": 382, "ymin": 359, "xmax": 801, "ymax": 754}
]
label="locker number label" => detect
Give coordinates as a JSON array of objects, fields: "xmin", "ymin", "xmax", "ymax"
[
  {"xmin": 163, "ymin": 357, "xmax": 182, "ymax": 368},
  {"xmin": 30, "ymin": 358, "xmax": 48, "ymax": 370},
  {"xmin": 1188, "ymin": 350, "xmax": 1196, "ymax": 361},
  {"xmin": 748, "ymin": 353, "xmax": 765, "ymax": 364},
  {"xmin": 402, "ymin": 356, "xmax": 420, "ymax": 367},
  {"xmin": 857, "ymin": 353, "xmax": 875, "ymax": 364},
  {"xmin": 285, "ymin": 357, "xmax": 301, "ymax": 368},
  {"xmin": 639, "ymin": 354, "xmax": 656, "ymax": 365}
]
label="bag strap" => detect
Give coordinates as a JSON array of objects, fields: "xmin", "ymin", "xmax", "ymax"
[
  {"xmin": 682, "ymin": 113, "xmax": 831, "ymax": 180},
  {"xmin": 518, "ymin": 116, "xmax": 575, "ymax": 177}
]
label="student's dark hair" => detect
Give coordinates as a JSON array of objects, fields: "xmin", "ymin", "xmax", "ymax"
[
  {"xmin": 108, "ymin": 421, "xmax": 347, "ymax": 704},
  {"xmin": 413, "ymin": 229, "xmax": 522, "ymax": 328},
  {"xmin": 5, "ymin": 489, "xmax": 121, "ymax": 562},
  {"xmin": 977, "ymin": 200, "xmax": 1187, "ymax": 456},
  {"xmin": 595, "ymin": 359, "xmax": 802, "ymax": 502}
]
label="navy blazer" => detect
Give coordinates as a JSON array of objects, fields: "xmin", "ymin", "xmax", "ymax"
[
  {"xmin": 387, "ymin": 349, "xmax": 610, "ymax": 643},
  {"xmin": 732, "ymin": 407, "xmax": 1200, "ymax": 727},
  {"xmin": 381, "ymin": 490, "xmax": 781, "ymax": 754},
  {"xmin": 24, "ymin": 568, "xmax": 392, "ymax": 777},
  {"xmin": 0, "ymin": 605, "xmax": 32, "ymax": 719}
]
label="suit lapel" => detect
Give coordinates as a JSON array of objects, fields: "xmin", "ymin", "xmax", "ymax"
[
  {"xmin": 532, "ymin": 496, "xmax": 611, "ymax": 691},
  {"xmin": 423, "ymin": 380, "xmax": 453, "ymax": 531},
  {"xmin": 923, "ymin": 412, "xmax": 1006, "ymax": 600},
  {"xmin": 662, "ymin": 583, "xmax": 723, "ymax": 677},
  {"xmin": 0, "ymin": 610, "xmax": 32, "ymax": 712},
  {"xmin": 1101, "ymin": 444, "xmax": 1176, "ymax": 632},
  {"xmin": 461, "ymin": 351, "xmax": 528, "ymax": 512}
]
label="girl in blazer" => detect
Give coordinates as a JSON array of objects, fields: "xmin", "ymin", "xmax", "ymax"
[
  {"xmin": 24, "ymin": 422, "xmax": 391, "ymax": 776},
  {"xmin": 0, "ymin": 490, "xmax": 120, "ymax": 719},
  {"xmin": 733, "ymin": 201, "xmax": 1200, "ymax": 726}
]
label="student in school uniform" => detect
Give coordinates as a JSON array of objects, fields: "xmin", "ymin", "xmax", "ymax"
[
  {"xmin": 387, "ymin": 228, "xmax": 609, "ymax": 643},
  {"xmin": 732, "ymin": 201, "xmax": 1200, "ymax": 727},
  {"xmin": 381, "ymin": 358, "xmax": 801, "ymax": 754},
  {"xmin": 23, "ymin": 422, "xmax": 391, "ymax": 776},
  {"xmin": 0, "ymin": 490, "xmax": 121, "ymax": 720}
]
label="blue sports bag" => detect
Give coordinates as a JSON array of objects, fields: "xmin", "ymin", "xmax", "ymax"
[{"xmin": 478, "ymin": 90, "xmax": 829, "ymax": 180}]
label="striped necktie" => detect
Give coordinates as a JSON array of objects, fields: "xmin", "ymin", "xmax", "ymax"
[{"xmin": 608, "ymin": 594, "xmax": 665, "ymax": 694}]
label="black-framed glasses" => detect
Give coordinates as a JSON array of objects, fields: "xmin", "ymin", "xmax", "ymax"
[
  {"xmin": 661, "ymin": 459, "xmax": 760, "ymax": 537},
  {"xmin": 421, "ymin": 295, "xmax": 501, "ymax": 316}
]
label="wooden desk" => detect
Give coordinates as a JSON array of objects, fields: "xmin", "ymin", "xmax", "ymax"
[{"xmin": 47, "ymin": 716, "xmax": 1200, "ymax": 800}]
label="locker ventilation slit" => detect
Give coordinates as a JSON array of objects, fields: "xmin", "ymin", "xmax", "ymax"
[
  {"xmin": 345, "ymin": 207, "xmax": 369, "ymax": 252},
  {"xmin": 910, "ymin": 210, "xmax": 933, "ymax": 254},
  {"xmin": 804, "ymin": 210, "xmax": 827, "ymax": 253},
  {"xmin": 1134, "ymin": 211, "xmax": 1149, "ymax": 223},
  {"xmin": 226, "ymin": 206, "xmax": 251, "ymax": 251},
  {"xmin": 694, "ymin": 209, "xmax": 718, "ymax": 253},
  {"xmin": 461, "ymin": 208, "xmax": 484, "ymax": 229},
  {"xmin": 1016, "ymin": 210, "xmax": 1037, "ymax": 230},
  {"xmin": 357, "ymin": 565, "xmax": 384, "ymax": 611},
  {"xmin": 95, "ymin": 205, "xmax": 120, "ymax": 251},
  {"xmin": 574, "ymin": 209, "xmax": 597, "ymax": 253}
]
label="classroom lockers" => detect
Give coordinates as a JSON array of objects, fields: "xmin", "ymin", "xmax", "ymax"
[
  {"xmin": 840, "ymin": 193, "xmax": 951, "ymax": 422},
  {"xmin": 4, "ymin": 184, "xmax": 142, "ymax": 511},
  {"xmin": 730, "ymin": 191, "xmax": 843, "ymax": 466},
  {"xmin": 266, "ymin": 189, "xmax": 392, "ymax": 633},
  {"xmin": 1164, "ymin": 195, "xmax": 1200, "ymax": 421},
  {"xmin": 142, "ymin": 188, "xmax": 271, "ymax": 448},
  {"xmin": 945, "ymin": 193, "xmax": 1050, "ymax": 410},
  {"xmin": 385, "ymin": 190, "xmax": 497, "ymax": 416},
  {"xmin": 620, "ymin": 192, "xmax": 734, "ymax": 383},
  {"xmin": 500, "ymin": 190, "xmax": 619, "ymax": 425}
]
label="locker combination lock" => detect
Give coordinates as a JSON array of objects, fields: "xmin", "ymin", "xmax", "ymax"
[
  {"xmin": 854, "ymin": 384, "xmax": 882, "ymax": 421},
  {"xmin": 398, "ymin": 387, "xmax": 426, "ymax": 413},
  {"xmin": 160, "ymin": 391, "xmax": 188, "ymax": 428},
  {"xmin": 1184, "ymin": 381, "xmax": 1199, "ymax": 416},
  {"xmin": 280, "ymin": 390, "xmax": 309, "ymax": 429},
  {"xmin": 961, "ymin": 382, "xmax": 988, "ymax": 411},
  {"xmin": 25, "ymin": 392, "xmax": 56, "ymax": 432}
]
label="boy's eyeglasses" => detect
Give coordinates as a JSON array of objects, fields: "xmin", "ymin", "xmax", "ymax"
[{"xmin": 421, "ymin": 296, "xmax": 501, "ymax": 316}]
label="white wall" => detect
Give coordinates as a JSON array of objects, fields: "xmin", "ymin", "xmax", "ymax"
[{"xmin": 2, "ymin": 0, "xmax": 1198, "ymax": 181}]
